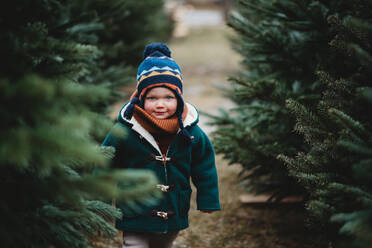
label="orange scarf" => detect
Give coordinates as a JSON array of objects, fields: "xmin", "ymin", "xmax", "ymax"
[
  {"xmin": 133, "ymin": 105, "xmax": 188, "ymax": 134},
  {"xmin": 133, "ymin": 105, "xmax": 188, "ymax": 155}
]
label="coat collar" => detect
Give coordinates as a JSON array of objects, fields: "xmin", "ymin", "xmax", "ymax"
[{"xmin": 118, "ymin": 102, "xmax": 199, "ymax": 155}]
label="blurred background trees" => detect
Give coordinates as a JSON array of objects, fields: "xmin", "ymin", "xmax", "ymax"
[{"xmin": 0, "ymin": 0, "xmax": 171, "ymax": 247}]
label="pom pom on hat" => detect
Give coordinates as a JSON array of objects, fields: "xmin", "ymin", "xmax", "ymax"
[{"xmin": 143, "ymin": 43, "xmax": 171, "ymax": 58}]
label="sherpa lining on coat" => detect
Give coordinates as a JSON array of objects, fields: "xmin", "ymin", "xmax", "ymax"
[{"xmin": 119, "ymin": 102, "xmax": 198, "ymax": 155}]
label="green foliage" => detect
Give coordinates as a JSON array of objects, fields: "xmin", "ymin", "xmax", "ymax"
[
  {"xmin": 280, "ymin": 0, "xmax": 372, "ymax": 246},
  {"xmin": 330, "ymin": 98, "xmax": 372, "ymax": 247},
  {"xmin": 0, "ymin": 75, "xmax": 161, "ymax": 247},
  {"xmin": 211, "ymin": 0, "xmax": 350, "ymax": 199},
  {"xmin": 90, "ymin": 0, "xmax": 173, "ymax": 67},
  {"xmin": 0, "ymin": 0, "xmax": 171, "ymax": 247},
  {"xmin": 0, "ymin": 0, "xmax": 172, "ymax": 114},
  {"xmin": 69, "ymin": 0, "xmax": 173, "ymax": 113}
]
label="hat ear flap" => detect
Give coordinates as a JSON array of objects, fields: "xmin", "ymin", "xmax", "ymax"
[
  {"xmin": 124, "ymin": 97, "xmax": 140, "ymax": 119},
  {"xmin": 175, "ymin": 94, "xmax": 184, "ymax": 114}
]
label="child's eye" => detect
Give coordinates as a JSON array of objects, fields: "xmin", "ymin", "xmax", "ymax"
[
  {"xmin": 147, "ymin": 97, "xmax": 156, "ymax": 100},
  {"xmin": 166, "ymin": 96, "xmax": 174, "ymax": 100}
]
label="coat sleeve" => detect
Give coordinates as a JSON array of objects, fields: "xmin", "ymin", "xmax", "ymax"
[
  {"xmin": 98, "ymin": 123, "xmax": 127, "ymax": 207},
  {"xmin": 190, "ymin": 126, "xmax": 221, "ymax": 211},
  {"xmin": 100, "ymin": 123, "xmax": 127, "ymax": 169}
]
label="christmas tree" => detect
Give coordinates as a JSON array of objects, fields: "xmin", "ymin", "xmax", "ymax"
[
  {"xmin": 0, "ymin": 0, "xmax": 170, "ymax": 246},
  {"xmin": 69, "ymin": 0, "xmax": 173, "ymax": 113},
  {"xmin": 211, "ymin": 0, "xmax": 346, "ymax": 200},
  {"xmin": 279, "ymin": 1, "xmax": 372, "ymax": 246}
]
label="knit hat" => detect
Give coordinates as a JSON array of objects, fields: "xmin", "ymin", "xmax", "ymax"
[{"xmin": 123, "ymin": 43, "xmax": 192, "ymax": 143}]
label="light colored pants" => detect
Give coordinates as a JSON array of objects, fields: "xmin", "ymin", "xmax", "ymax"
[{"xmin": 122, "ymin": 231, "xmax": 179, "ymax": 248}]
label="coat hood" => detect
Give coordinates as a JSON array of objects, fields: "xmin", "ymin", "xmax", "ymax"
[
  {"xmin": 117, "ymin": 102, "xmax": 199, "ymax": 155},
  {"xmin": 118, "ymin": 101, "xmax": 199, "ymax": 127}
]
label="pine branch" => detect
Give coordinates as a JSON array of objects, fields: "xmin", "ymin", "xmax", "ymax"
[{"xmin": 329, "ymin": 108, "xmax": 367, "ymax": 138}]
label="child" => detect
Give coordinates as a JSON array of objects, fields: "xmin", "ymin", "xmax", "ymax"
[{"xmin": 102, "ymin": 43, "xmax": 220, "ymax": 248}]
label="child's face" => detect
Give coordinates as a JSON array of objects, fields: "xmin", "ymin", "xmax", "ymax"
[{"xmin": 144, "ymin": 87, "xmax": 178, "ymax": 119}]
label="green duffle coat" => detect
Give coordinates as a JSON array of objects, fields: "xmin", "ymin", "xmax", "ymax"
[{"xmin": 102, "ymin": 102, "xmax": 221, "ymax": 233}]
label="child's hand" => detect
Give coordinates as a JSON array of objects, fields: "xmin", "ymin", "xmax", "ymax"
[{"xmin": 199, "ymin": 210, "xmax": 214, "ymax": 214}]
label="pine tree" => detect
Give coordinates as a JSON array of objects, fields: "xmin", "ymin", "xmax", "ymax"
[
  {"xmin": 0, "ymin": 0, "xmax": 170, "ymax": 246},
  {"xmin": 92, "ymin": 0, "xmax": 173, "ymax": 67},
  {"xmin": 69, "ymin": 0, "xmax": 173, "ymax": 113},
  {"xmin": 211, "ymin": 0, "xmax": 346, "ymax": 200},
  {"xmin": 330, "ymin": 102, "xmax": 372, "ymax": 248},
  {"xmin": 279, "ymin": 1, "xmax": 372, "ymax": 246}
]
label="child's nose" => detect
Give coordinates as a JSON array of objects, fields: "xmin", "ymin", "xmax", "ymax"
[{"xmin": 155, "ymin": 100, "xmax": 165, "ymax": 107}]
